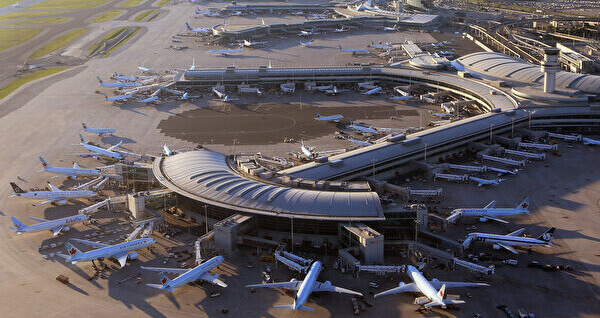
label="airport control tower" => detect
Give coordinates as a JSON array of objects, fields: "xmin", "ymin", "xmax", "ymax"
[{"xmin": 541, "ymin": 48, "xmax": 560, "ymax": 93}]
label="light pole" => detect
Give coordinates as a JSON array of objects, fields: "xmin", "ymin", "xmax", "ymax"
[
  {"xmin": 424, "ymin": 143, "xmax": 428, "ymax": 163},
  {"xmin": 291, "ymin": 217, "xmax": 294, "ymax": 253},
  {"xmin": 489, "ymin": 123, "xmax": 494, "ymax": 144},
  {"xmin": 414, "ymin": 218, "xmax": 420, "ymax": 242}
]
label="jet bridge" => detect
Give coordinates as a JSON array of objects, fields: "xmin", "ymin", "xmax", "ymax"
[
  {"xmin": 481, "ymin": 154, "xmax": 525, "ymax": 167},
  {"xmin": 518, "ymin": 142, "xmax": 558, "ymax": 150},
  {"xmin": 445, "ymin": 163, "xmax": 488, "ymax": 173},
  {"xmin": 274, "ymin": 250, "xmax": 311, "ymax": 273},
  {"xmin": 548, "ymin": 132, "xmax": 581, "ymax": 142},
  {"xmin": 504, "ymin": 149, "xmax": 546, "ymax": 160}
]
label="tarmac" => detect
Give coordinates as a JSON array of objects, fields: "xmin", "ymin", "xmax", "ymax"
[{"xmin": 0, "ymin": 0, "xmax": 597, "ymax": 317}]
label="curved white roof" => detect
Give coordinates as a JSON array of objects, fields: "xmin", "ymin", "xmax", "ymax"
[
  {"xmin": 455, "ymin": 52, "xmax": 600, "ymax": 94},
  {"xmin": 153, "ymin": 149, "xmax": 384, "ymax": 220}
]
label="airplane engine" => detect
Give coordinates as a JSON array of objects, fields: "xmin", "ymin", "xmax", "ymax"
[
  {"xmin": 290, "ymin": 278, "xmax": 298, "ymax": 283},
  {"xmin": 63, "ymin": 226, "xmax": 71, "ymax": 232},
  {"xmin": 414, "ymin": 296, "xmax": 429, "ymax": 305},
  {"xmin": 128, "ymin": 252, "xmax": 138, "ymax": 261},
  {"xmin": 55, "ymin": 200, "xmax": 67, "ymax": 206},
  {"xmin": 69, "ymin": 175, "xmax": 77, "ymax": 180},
  {"xmin": 324, "ymin": 281, "xmax": 331, "ymax": 285},
  {"xmin": 492, "ymin": 244, "xmax": 501, "ymax": 250},
  {"xmin": 93, "ymin": 156, "xmax": 99, "ymax": 160},
  {"xmin": 479, "ymin": 217, "xmax": 488, "ymax": 222}
]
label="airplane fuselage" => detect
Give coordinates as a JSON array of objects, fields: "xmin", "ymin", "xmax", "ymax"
[
  {"xmin": 455, "ymin": 208, "xmax": 528, "ymax": 219},
  {"xmin": 467, "ymin": 233, "xmax": 548, "ymax": 248},
  {"xmin": 15, "ymin": 189, "xmax": 95, "ymax": 200},
  {"xmin": 294, "ymin": 261, "xmax": 321, "ymax": 311},
  {"xmin": 68, "ymin": 238, "xmax": 154, "ymax": 263},
  {"xmin": 407, "ymin": 266, "xmax": 444, "ymax": 307},
  {"xmin": 166, "ymin": 256, "xmax": 224, "ymax": 289},
  {"xmin": 44, "ymin": 166, "xmax": 101, "ymax": 177},
  {"xmin": 82, "ymin": 143, "xmax": 123, "ymax": 160},
  {"xmin": 12, "ymin": 214, "xmax": 88, "ymax": 234}
]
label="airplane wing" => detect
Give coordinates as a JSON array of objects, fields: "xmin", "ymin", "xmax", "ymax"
[
  {"xmin": 247, "ymin": 281, "xmax": 302, "ymax": 290},
  {"xmin": 374, "ymin": 282, "xmax": 419, "ymax": 298},
  {"xmin": 47, "ymin": 183, "xmax": 61, "ymax": 192},
  {"xmin": 51, "ymin": 226, "xmax": 64, "ymax": 236},
  {"xmin": 312, "ymin": 281, "xmax": 363, "ymax": 296},
  {"xmin": 429, "ymin": 280, "xmax": 489, "ymax": 289},
  {"xmin": 480, "ymin": 215, "xmax": 509, "ymax": 224},
  {"xmin": 507, "ymin": 228, "xmax": 526, "ymax": 236},
  {"xmin": 33, "ymin": 199, "xmax": 60, "ymax": 206},
  {"xmin": 29, "ymin": 216, "xmax": 49, "ymax": 222},
  {"xmin": 107, "ymin": 141, "xmax": 122, "ymax": 152},
  {"xmin": 200, "ymin": 272, "xmax": 227, "ymax": 287},
  {"xmin": 70, "ymin": 153, "xmax": 100, "ymax": 157},
  {"xmin": 140, "ymin": 266, "xmax": 188, "ymax": 274},
  {"xmin": 446, "ymin": 211, "xmax": 461, "ymax": 223},
  {"xmin": 484, "ymin": 200, "xmax": 497, "ymax": 209},
  {"xmin": 71, "ymin": 238, "xmax": 110, "ymax": 248},
  {"xmin": 497, "ymin": 243, "xmax": 518, "ymax": 254},
  {"xmin": 114, "ymin": 252, "xmax": 129, "ymax": 267}
]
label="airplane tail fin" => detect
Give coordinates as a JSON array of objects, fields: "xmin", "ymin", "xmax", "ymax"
[
  {"xmin": 10, "ymin": 217, "xmax": 26, "ymax": 231},
  {"xmin": 338, "ymin": 45, "xmax": 342, "ymax": 51},
  {"xmin": 438, "ymin": 284, "xmax": 446, "ymax": 299},
  {"xmin": 96, "ymin": 76, "xmax": 103, "ymax": 84},
  {"xmin": 39, "ymin": 156, "xmax": 49, "ymax": 168},
  {"xmin": 82, "ymin": 123, "xmax": 87, "ymax": 129},
  {"xmin": 537, "ymin": 227, "xmax": 556, "ymax": 243},
  {"xmin": 517, "ymin": 197, "xmax": 532, "ymax": 210},
  {"xmin": 79, "ymin": 133, "xmax": 85, "ymax": 143},
  {"xmin": 185, "ymin": 22, "xmax": 192, "ymax": 31},
  {"xmin": 10, "ymin": 182, "xmax": 26, "ymax": 194},
  {"xmin": 159, "ymin": 272, "xmax": 172, "ymax": 286},
  {"xmin": 65, "ymin": 242, "xmax": 82, "ymax": 256}
]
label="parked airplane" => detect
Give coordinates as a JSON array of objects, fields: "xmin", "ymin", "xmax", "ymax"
[
  {"xmin": 10, "ymin": 182, "xmax": 96, "ymax": 206},
  {"xmin": 325, "ymin": 86, "xmax": 342, "ymax": 95},
  {"xmin": 247, "ymin": 261, "xmax": 362, "ymax": 311},
  {"xmin": 142, "ymin": 256, "xmax": 226, "ymax": 291},
  {"xmin": 242, "ymin": 39, "xmax": 267, "ymax": 47},
  {"xmin": 185, "ymin": 22, "xmax": 210, "ymax": 35},
  {"xmin": 138, "ymin": 95, "xmax": 160, "ymax": 104},
  {"xmin": 208, "ymin": 47, "xmax": 243, "ymax": 56},
  {"xmin": 102, "ymin": 93, "xmax": 133, "ymax": 103},
  {"xmin": 349, "ymin": 123, "xmax": 377, "ymax": 134},
  {"xmin": 463, "ymin": 227, "xmax": 556, "ymax": 254},
  {"xmin": 97, "ymin": 77, "xmax": 140, "ymax": 88},
  {"xmin": 447, "ymin": 197, "xmax": 531, "ymax": 223},
  {"xmin": 138, "ymin": 65, "xmax": 153, "ymax": 74},
  {"xmin": 111, "ymin": 73, "xmax": 138, "ymax": 82},
  {"xmin": 383, "ymin": 26, "xmax": 399, "ymax": 31},
  {"xmin": 39, "ymin": 156, "xmax": 101, "ymax": 179},
  {"xmin": 338, "ymin": 45, "xmax": 369, "ymax": 55},
  {"xmin": 314, "ymin": 113, "xmax": 343, "ymax": 122},
  {"xmin": 299, "ymin": 29, "xmax": 316, "ymax": 36},
  {"xmin": 374, "ymin": 265, "xmax": 488, "ymax": 309},
  {"xmin": 212, "ymin": 88, "xmax": 226, "ymax": 98},
  {"xmin": 363, "ymin": 86, "xmax": 383, "ymax": 95},
  {"xmin": 468, "ymin": 176, "xmax": 504, "ymax": 187},
  {"xmin": 582, "ymin": 137, "xmax": 600, "ymax": 145},
  {"xmin": 75, "ymin": 134, "xmax": 123, "ymax": 160},
  {"xmin": 428, "ymin": 111, "xmax": 451, "ymax": 119},
  {"xmin": 10, "ymin": 214, "xmax": 88, "ymax": 236},
  {"xmin": 348, "ymin": 138, "xmax": 372, "ymax": 147},
  {"xmin": 300, "ymin": 40, "xmax": 314, "ymax": 47},
  {"xmin": 300, "ymin": 141, "xmax": 314, "ymax": 159},
  {"xmin": 214, "ymin": 95, "xmax": 238, "ymax": 102},
  {"xmin": 81, "ymin": 123, "xmax": 116, "ymax": 136},
  {"xmin": 334, "ymin": 27, "xmax": 349, "ymax": 32},
  {"xmin": 488, "ymin": 166, "xmax": 517, "ymax": 176},
  {"xmin": 390, "ymin": 95, "xmax": 414, "ymax": 101},
  {"xmin": 58, "ymin": 237, "xmax": 154, "ymax": 267}
]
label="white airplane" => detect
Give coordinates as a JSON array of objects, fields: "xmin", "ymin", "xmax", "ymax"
[
  {"xmin": 334, "ymin": 27, "xmax": 349, "ymax": 33},
  {"xmin": 208, "ymin": 47, "xmax": 243, "ymax": 56},
  {"xmin": 349, "ymin": 124, "xmax": 377, "ymax": 134},
  {"xmin": 138, "ymin": 65, "xmax": 153, "ymax": 74},
  {"xmin": 58, "ymin": 237, "xmax": 155, "ymax": 267},
  {"xmin": 314, "ymin": 113, "xmax": 343, "ymax": 122},
  {"xmin": 11, "ymin": 1, "xmax": 21, "ymax": 7},
  {"xmin": 39, "ymin": 156, "xmax": 101, "ymax": 179},
  {"xmin": 142, "ymin": 256, "xmax": 226, "ymax": 291},
  {"xmin": 468, "ymin": 176, "xmax": 504, "ymax": 187},
  {"xmin": 75, "ymin": 134, "xmax": 123, "ymax": 160},
  {"xmin": 111, "ymin": 73, "xmax": 138, "ymax": 82},
  {"xmin": 582, "ymin": 137, "xmax": 600, "ymax": 145},
  {"xmin": 325, "ymin": 86, "xmax": 342, "ymax": 95},
  {"xmin": 338, "ymin": 45, "xmax": 369, "ymax": 55},
  {"xmin": 348, "ymin": 138, "xmax": 372, "ymax": 147},
  {"xmin": 383, "ymin": 26, "xmax": 399, "ymax": 31},
  {"xmin": 212, "ymin": 87, "xmax": 226, "ymax": 98},
  {"xmin": 247, "ymin": 261, "xmax": 362, "ymax": 311},
  {"xmin": 102, "ymin": 93, "xmax": 133, "ymax": 103},
  {"xmin": 162, "ymin": 144, "xmax": 176, "ymax": 156},
  {"xmin": 242, "ymin": 39, "xmax": 267, "ymax": 47},
  {"xmin": 447, "ymin": 197, "xmax": 532, "ymax": 223},
  {"xmin": 299, "ymin": 29, "xmax": 316, "ymax": 36},
  {"xmin": 463, "ymin": 227, "xmax": 556, "ymax": 254},
  {"xmin": 300, "ymin": 40, "xmax": 314, "ymax": 47},
  {"xmin": 97, "ymin": 77, "xmax": 140, "ymax": 88},
  {"xmin": 374, "ymin": 265, "xmax": 488, "ymax": 309},
  {"xmin": 138, "ymin": 95, "xmax": 160, "ymax": 104},
  {"xmin": 10, "ymin": 182, "xmax": 96, "ymax": 206},
  {"xmin": 214, "ymin": 95, "xmax": 238, "ymax": 103},
  {"xmin": 81, "ymin": 123, "xmax": 116, "ymax": 136},
  {"xmin": 390, "ymin": 95, "xmax": 414, "ymax": 101},
  {"xmin": 488, "ymin": 166, "xmax": 517, "ymax": 176},
  {"xmin": 10, "ymin": 214, "xmax": 88, "ymax": 236},
  {"xmin": 300, "ymin": 141, "xmax": 314, "ymax": 159},
  {"xmin": 428, "ymin": 111, "xmax": 451, "ymax": 119},
  {"xmin": 363, "ymin": 86, "xmax": 383, "ymax": 95},
  {"xmin": 370, "ymin": 42, "xmax": 393, "ymax": 50},
  {"xmin": 185, "ymin": 22, "xmax": 210, "ymax": 35}
]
